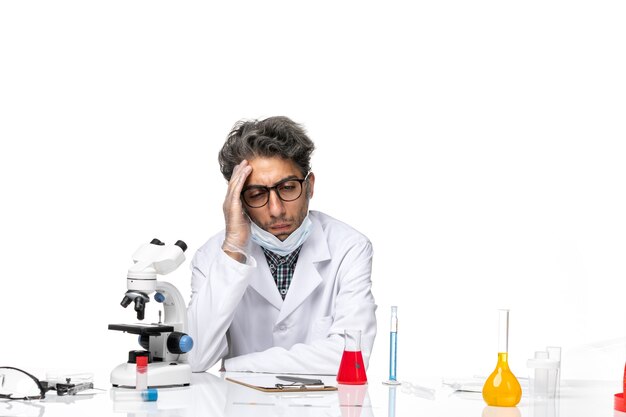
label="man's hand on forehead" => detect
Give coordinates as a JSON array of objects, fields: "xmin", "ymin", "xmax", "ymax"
[{"xmin": 222, "ymin": 160, "xmax": 253, "ymax": 262}]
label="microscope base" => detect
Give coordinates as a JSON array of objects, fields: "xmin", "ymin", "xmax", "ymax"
[{"xmin": 111, "ymin": 361, "xmax": 191, "ymax": 388}]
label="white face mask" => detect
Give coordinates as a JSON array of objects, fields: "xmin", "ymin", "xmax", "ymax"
[{"xmin": 250, "ymin": 215, "xmax": 313, "ymax": 256}]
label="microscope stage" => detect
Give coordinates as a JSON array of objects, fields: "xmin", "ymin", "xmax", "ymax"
[{"xmin": 108, "ymin": 323, "xmax": 175, "ymax": 336}]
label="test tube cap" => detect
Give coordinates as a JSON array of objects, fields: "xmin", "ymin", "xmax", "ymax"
[
  {"xmin": 142, "ymin": 388, "xmax": 158, "ymax": 402},
  {"xmin": 136, "ymin": 356, "xmax": 148, "ymax": 366}
]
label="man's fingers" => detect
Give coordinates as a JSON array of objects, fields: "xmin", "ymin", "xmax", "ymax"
[
  {"xmin": 226, "ymin": 161, "xmax": 244, "ymax": 193},
  {"xmin": 225, "ymin": 161, "xmax": 252, "ymax": 211},
  {"xmin": 228, "ymin": 161, "xmax": 250, "ymax": 191},
  {"xmin": 230, "ymin": 164, "xmax": 252, "ymax": 200}
]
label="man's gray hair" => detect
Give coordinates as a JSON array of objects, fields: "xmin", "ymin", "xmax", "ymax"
[{"xmin": 218, "ymin": 116, "xmax": 315, "ymax": 181}]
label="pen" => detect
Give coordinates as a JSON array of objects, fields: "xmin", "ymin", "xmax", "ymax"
[
  {"xmin": 276, "ymin": 376, "xmax": 324, "ymax": 385},
  {"xmin": 275, "ymin": 384, "xmax": 332, "ymax": 390}
]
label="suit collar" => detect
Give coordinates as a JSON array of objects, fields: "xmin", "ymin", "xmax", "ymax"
[
  {"xmin": 277, "ymin": 214, "xmax": 330, "ymax": 322},
  {"xmin": 247, "ymin": 213, "xmax": 331, "ymax": 319},
  {"xmin": 299, "ymin": 213, "xmax": 331, "ymax": 263},
  {"xmin": 248, "ymin": 243, "xmax": 283, "ymax": 310}
]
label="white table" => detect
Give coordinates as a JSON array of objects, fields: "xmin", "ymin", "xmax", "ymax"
[{"xmin": 0, "ymin": 371, "xmax": 622, "ymax": 416}]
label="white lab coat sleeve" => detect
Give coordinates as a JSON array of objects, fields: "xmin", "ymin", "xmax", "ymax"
[
  {"xmin": 224, "ymin": 238, "xmax": 377, "ymax": 374},
  {"xmin": 187, "ymin": 244, "xmax": 257, "ymax": 373}
]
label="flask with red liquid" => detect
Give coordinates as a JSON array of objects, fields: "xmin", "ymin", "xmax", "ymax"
[
  {"xmin": 614, "ymin": 362, "xmax": 626, "ymax": 412},
  {"xmin": 337, "ymin": 329, "xmax": 368, "ymax": 385}
]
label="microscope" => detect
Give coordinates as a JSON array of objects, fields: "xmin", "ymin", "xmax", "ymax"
[{"xmin": 108, "ymin": 238, "xmax": 193, "ymax": 388}]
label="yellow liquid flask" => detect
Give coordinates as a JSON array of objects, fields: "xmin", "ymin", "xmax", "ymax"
[{"xmin": 482, "ymin": 309, "xmax": 522, "ymax": 407}]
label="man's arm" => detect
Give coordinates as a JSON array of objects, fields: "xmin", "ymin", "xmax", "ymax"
[
  {"xmin": 186, "ymin": 242, "xmax": 257, "ymax": 372},
  {"xmin": 187, "ymin": 160, "xmax": 256, "ymax": 372},
  {"xmin": 223, "ymin": 239, "xmax": 377, "ymax": 374}
]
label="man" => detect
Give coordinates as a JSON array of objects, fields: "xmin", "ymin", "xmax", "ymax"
[{"xmin": 187, "ymin": 116, "xmax": 377, "ymax": 374}]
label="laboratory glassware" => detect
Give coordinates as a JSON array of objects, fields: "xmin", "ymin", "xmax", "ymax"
[
  {"xmin": 136, "ymin": 356, "xmax": 148, "ymax": 390},
  {"xmin": 614, "ymin": 362, "xmax": 626, "ymax": 412},
  {"xmin": 527, "ymin": 347, "xmax": 560, "ymax": 398},
  {"xmin": 482, "ymin": 309, "xmax": 522, "ymax": 406},
  {"xmin": 337, "ymin": 330, "xmax": 368, "ymax": 385},
  {"xmin": 383, "ymin": 306, "xmax": 401, "ymax": 385}
]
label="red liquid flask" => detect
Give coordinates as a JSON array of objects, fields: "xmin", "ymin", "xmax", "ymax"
[{"xmin": 337, "ymin": 330, "xmax": 368, "ymax": 385}]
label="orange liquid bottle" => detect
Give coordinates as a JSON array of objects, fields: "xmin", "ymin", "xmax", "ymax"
[
  {"xmin": 337, "ymin": 330, "xmax": 368, "ymax": 385},
  {"xmin": 482, "ymin": 309, "xmax": 522, "ymax": 407}
]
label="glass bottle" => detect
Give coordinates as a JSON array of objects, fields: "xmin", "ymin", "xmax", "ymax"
[
  {"xmin": 337, "ymin": 330, "xmax": 368, "ymax": 385},
  {"xmin": 482, "ymin": 309, "xmax": 522, "ymax": 406}
]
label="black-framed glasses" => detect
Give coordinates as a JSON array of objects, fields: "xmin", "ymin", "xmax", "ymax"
[
  {"xmin": 241, "ymin": 172, "xmax": 310, "ymax": 208},
  {"xmin": 0, "ymin": 367, "xmax": 46, "ymax": 400}
]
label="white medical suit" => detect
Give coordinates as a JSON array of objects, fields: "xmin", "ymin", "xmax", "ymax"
[{"xmin": 187, "ymin": 210, "xmax": 377, "ymax": 374}]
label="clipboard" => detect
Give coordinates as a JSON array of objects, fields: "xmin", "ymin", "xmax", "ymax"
[{"xmin": 225, "ymin": 375, "xmax": 338, "ymax": 392}]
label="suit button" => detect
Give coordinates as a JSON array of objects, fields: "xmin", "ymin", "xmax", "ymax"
[{"xmin": 278, "ymin": 324, "xmax": 287, "ymax": 331}]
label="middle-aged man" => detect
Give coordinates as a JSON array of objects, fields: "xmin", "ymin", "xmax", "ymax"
[{"xmin": 187, "ymin": 116, "xmax": 377, "ymax": 374}]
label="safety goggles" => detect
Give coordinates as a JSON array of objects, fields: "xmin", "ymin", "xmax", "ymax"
[
  {"xmin": 0, "ymin": 367, "xmax": 95, "ymax": 401},
  {"xmin": 0, "ymin": 367, "xmax": 47, "ymax": 401}
]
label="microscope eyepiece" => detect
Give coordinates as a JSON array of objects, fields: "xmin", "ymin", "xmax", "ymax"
[{"xmin": 174, "ymin": 240, "xmax": 188, "ymax": 252}]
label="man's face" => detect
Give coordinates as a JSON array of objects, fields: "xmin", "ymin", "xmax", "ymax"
[{"xmin": 243, "ymin": 156, "xmax": 315, "ymax": 241}]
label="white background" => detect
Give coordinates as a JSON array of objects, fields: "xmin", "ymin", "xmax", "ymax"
[{"xmin": 1, "ymin": 1, "xmax": 625, "ymax": 383}]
